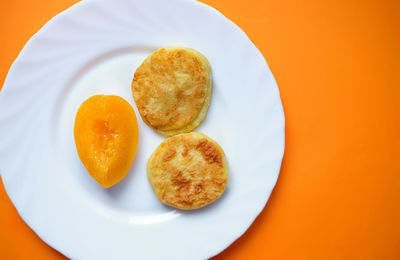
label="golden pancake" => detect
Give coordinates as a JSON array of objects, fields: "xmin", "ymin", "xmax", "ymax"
[
  {"xmin": 132, "ymin": 47, "xmax": 212, "ymax": 136},
  {"xmin": 147, "ymin": 132, "xmax": 229, "ymax": 210}
]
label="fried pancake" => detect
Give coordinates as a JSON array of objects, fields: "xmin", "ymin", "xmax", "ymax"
[
  {"xmin": 132, "ymin": 47, "xmax": 212, "ymax": 136},
  {"xmin": 147, "ymin": 132, "xmax": 228, "ymax": 210}
]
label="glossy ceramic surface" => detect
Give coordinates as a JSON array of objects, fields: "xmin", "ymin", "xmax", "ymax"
[{"xmin": 0, "ymin": 0, "xmax": 284, "ymax": 258}]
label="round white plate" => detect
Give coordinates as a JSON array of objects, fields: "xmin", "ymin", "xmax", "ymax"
[{"xmin": 0, "ymin": 0, "xmax": 285, "ymax": 259}]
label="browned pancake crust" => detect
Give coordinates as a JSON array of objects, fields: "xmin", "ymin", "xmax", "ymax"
[
  {"xmin": 132, "ymin": 47, "xmax": 211, "ymax": 136},
  {"xmin": 147, "ymin": 132, "xmax": 229, "ymax": 210}
]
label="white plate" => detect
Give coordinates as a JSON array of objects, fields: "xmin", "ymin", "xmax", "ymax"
[{"xmin": 0, "ymin": 0, "xmax": 285, "ymax": 259}]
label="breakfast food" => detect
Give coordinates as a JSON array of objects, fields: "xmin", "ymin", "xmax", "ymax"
[
  {"xmin": 132, "ymin": 47, "xmax": 212, "ymax": 136},
  {"xmin": 147, "ymin": 132, "xmax": 228, "ymax": 210},
  {"xmin": 74, "ymin": 95, "xmax": 139, "ymax": 188}
]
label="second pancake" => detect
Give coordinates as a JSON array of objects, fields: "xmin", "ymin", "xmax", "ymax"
[{"xmin": 132, "ymin": 47, "xmax": 212, "ymax": 136}]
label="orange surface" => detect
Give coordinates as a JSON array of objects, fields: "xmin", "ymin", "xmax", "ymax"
[{"xmin": 1, "ymin": 0, "xmax": 399, "ymax": 259}]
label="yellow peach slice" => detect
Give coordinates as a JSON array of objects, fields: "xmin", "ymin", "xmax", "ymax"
[{"xmin": 74, "ymin": 95, "xmax": 139, "ymax": 188}]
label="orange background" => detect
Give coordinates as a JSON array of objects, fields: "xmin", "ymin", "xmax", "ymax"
[{"xmin": 1, "ymin": 0, "xmax": 399, "ymax": 259}]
